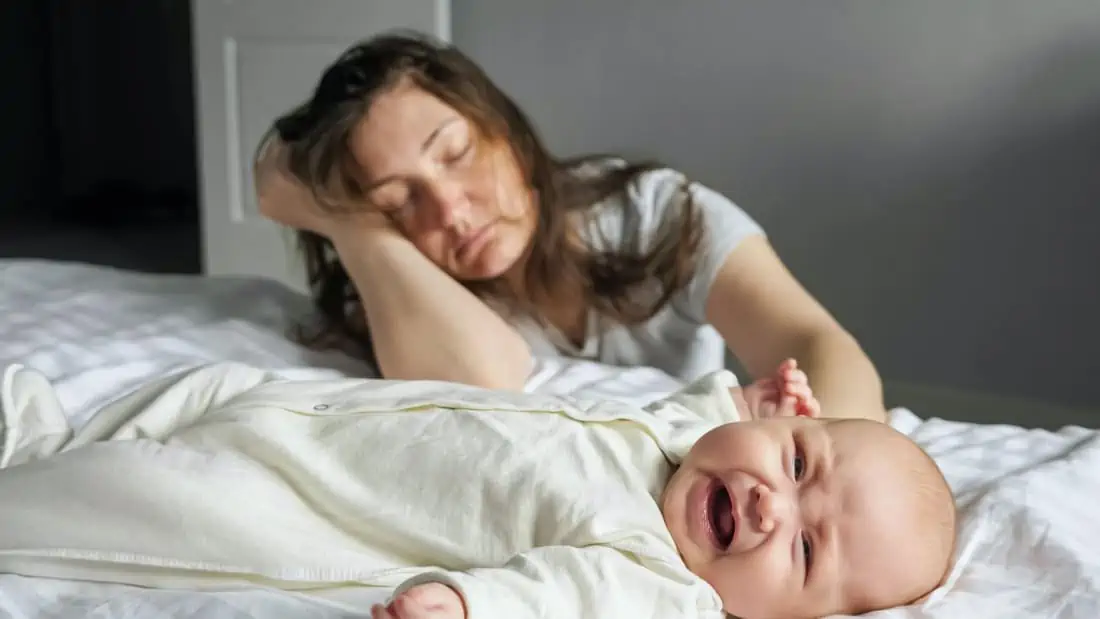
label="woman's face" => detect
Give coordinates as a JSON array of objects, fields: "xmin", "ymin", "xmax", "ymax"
[{"xmin": 348, "ymin": 82, "xmax": 538, "ymax": 281}]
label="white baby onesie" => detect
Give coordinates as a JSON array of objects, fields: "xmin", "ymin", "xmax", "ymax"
[{"xmin": 0, "ymin": 361, "xmax": 741, "ymax": 619}]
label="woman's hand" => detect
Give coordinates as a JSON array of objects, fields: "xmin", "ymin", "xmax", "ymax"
[
  {"xmin": 254, "ymin": 138, "xmax": 329, "ymax": 234},
  {"xmin": 254, "ymin": 137, "xmax": 391, "ymax": 237}
]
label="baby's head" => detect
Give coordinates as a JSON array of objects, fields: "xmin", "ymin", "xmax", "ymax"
[{"xmin": 662, "ymin": 416, "xmax": 956, "ymax": 619}]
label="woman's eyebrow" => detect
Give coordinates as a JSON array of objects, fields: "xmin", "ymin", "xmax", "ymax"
[{"xmin": 420, "ymin": 117, "xmax": 458, "ymax": 154}]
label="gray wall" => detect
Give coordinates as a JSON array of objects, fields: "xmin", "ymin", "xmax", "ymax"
[{"xmin": 454, "ymin": 0, "xmax": 1100, "ymax": 415}]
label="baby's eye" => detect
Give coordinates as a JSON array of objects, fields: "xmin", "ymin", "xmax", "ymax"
[
  {"xmin": 801, "ymin": 533, "xmax": 813, "ymax": 575},
  {"xmin": 792, "ymin": 450, "xmax": 805, "ymax": 480}
]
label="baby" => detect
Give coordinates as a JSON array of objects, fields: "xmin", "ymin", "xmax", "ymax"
[{"xmin": 0, "ymin": 359, "xmax": 955, "ymax": 619}]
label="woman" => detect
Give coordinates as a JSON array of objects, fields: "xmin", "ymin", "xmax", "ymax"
[{"xmin": 254, "ymin": 31, "xmax": 885, "ymax": 422}]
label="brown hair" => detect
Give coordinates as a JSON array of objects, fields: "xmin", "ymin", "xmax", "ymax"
[{"xmin": 258, "ymin": 31, "xmax": 702, "ymax": 367}]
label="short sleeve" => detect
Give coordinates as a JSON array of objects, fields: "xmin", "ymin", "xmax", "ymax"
[{"xmin": 607, "ymin": 168, "xmax": 766, "ymax": 324}]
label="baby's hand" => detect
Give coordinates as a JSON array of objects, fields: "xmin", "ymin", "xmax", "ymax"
[
  {"xmin": 742, "ymin": 358, "xmax": 821, "ymax": 420},
  {"xmin": 773, "ymin": 358, "xmax": 821, "ymax": 417},
  {"xmin": 372, "ymin": 583, "xmax": 466, "ymax": 619}
]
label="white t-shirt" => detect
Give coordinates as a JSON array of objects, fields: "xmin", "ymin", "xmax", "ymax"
[
  {"xmin": 0, "ymin": 361, "xmax": 743, "ymax": 619},
  {"xmin": 500, "ymin": 165, "xmax": 765, "ymax": 382}
]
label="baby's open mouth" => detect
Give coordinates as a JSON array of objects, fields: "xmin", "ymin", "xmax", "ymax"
[{"xmin": 708, "ymin": 481, "xmax": 735, "ymax": 549}]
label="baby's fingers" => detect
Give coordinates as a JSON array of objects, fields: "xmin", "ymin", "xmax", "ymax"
[
  {"xmin": 774, "ymin": 395, "xmax": 801, "ymax": 418},
  {"xmin": 782, "ymin": 377, "xmax": 813, "ymax": 402},
  {"xmin": 777, "ymin": 358, "xmax": 799, "ymax": 374},
  {"xmin": 780, "ymin": 366, "xmax": 809, "ymax": 388},
  {"xmin": 798, "ymin": 395, "xmax": 822, "ymax": 418},
  {"xmin": 759, "ymin": 380, "xmax": 781, "ymax": 400}
]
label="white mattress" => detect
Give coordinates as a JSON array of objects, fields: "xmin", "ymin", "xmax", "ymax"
[{"xmin": 1, "ymin": 259, "xmax": 1097, "ymax": 619}]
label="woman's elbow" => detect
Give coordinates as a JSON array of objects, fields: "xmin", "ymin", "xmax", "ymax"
[{"xmin": 468, "ymin": 349, "xmax": 533, "ymax": 391}]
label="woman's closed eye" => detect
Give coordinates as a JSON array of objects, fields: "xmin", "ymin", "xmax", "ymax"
[
  {"xmin": 369, "ymin": 183, "xmax": 412, "ymax": 214},
  {"xmin": 378, "ymin": 196, "xmax": 415, "ymax": 219},
  {"xmin": 440, "ymin": 132, "xmax": 475, "ymax": 167},
  {"xmin": 446, "ymin": 141, "xmax": 474, "ymax": 165}
]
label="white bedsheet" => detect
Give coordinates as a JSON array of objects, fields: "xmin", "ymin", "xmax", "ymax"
[{"xmin": 1, "ymin": 259, "xmax": 1097, "ymax": 618}]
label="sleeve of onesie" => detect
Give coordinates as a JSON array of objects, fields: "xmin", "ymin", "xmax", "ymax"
[
  {"xmin": 393, "ymin": 544, "xmax": 724, "ymax": 619},
  {"xmin": 621, "ymin": 168, "xmax": 766, "ymax": 325}
]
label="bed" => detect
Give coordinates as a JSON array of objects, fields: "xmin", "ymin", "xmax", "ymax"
[{"xmin": 1, "ymin": 258, "xmax": 1097, "ymax": 619}]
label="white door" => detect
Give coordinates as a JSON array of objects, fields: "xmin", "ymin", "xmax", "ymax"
[{"xmin": 192, "ymin": 1, "xmax": 450, "ymax": 292}]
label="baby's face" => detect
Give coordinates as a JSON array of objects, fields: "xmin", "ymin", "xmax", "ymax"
[{"xmin": 662, "ymin": 416, "xmax": 952, "ymax": 619}]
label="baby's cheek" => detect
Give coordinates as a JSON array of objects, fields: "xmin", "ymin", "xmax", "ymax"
[{"xmin": 704, "ymin": 550, "xmax": 792, "ymax": 618}]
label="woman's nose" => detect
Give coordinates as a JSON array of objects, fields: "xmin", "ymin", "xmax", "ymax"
[
  {"xmin": 751, "ymin": 485, "xmax": 793, "ymax": 533},
  {"xmin": 426, "ymin": 178, "xmax": 469, "ymax": 228}
]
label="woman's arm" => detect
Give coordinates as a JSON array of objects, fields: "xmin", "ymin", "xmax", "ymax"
[
  {"xmin": 254, "ymin": 138, "xmax": 532, "ymax": 390},
  {"xmin": 327, "ymin": 226, "xmax": 533, "ymax": 390},
  {"xmin": 705, "ymin": 236, "xmax": 886, "ymax": 422}
]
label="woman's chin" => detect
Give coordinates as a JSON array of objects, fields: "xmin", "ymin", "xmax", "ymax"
[
  {"xmin": 466, "ymin": 243, "xmax": 524, "ymax": 281},
  {"xmin": 451, "ymin": 257, "xmax": 507, "ymax": 282}
]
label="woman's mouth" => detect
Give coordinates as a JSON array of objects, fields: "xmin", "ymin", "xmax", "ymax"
[
  {"xmin": 455, "ymin": 222, "xmax": 495, "ymax": 263},
  {"xmin": 707, "ymin": 479, "xmax": 736, "ymax": 550}
]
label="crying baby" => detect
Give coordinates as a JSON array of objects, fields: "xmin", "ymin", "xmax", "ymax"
[{"xmin": 0, "ymin": 358, "xmax": 955, "ymax": 619}]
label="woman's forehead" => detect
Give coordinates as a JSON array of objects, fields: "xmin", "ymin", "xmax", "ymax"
[
  {"xmin": 350, "ymin": 88, "xmax": 468, "ymax": 179},
  {"xmin": 356, "ymin": 86, "xmax": 459, "ymax": 146}
]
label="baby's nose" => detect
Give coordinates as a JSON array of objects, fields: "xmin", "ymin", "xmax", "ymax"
[{"xmin": 752, "ymin": 485, "xmax": 792, "ymax": 533}]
